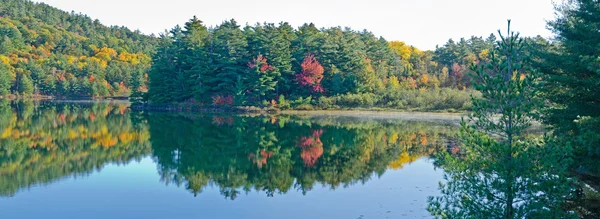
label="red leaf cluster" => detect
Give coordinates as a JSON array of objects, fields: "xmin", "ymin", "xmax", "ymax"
[
  {"xmin": 248, "ymin": 55, "xmax": 274, "ymax": 72},
  {"xmin": 296, "ymin": 54, "xmax": 325, "ymax": 93}
]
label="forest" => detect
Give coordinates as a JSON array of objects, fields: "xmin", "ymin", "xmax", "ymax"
[
  {"xmin": 146, "ymin": 18, "xmax": 495, "ymax": 111},
  {"xmin": 1, "ymin": 0, "xmax": 496, "ymax": 111},
  {"xmin": 0, "ymin": 0, "xmax": 156, "ymax": 98}
]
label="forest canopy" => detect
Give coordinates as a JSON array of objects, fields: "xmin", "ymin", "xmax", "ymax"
[
  {"xmin": 0, "ymin": 0, "xmax": 504, "ymax": 109},
  {"xmin": 146, "ymin": 17, "xmax": 497, "ymax": 106},
  {"xmin": 0, "ymin": 0, "xmax": 156, "ymax": 97}
]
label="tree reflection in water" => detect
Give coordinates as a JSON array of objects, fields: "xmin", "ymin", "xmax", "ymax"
[
  {"xmin": 0, "ymin": 101, "xmax": 458, "ymax": 202},
  {"xmin": 0, "ymin": 101, "xmax": 151, "ymax": 197},
  {"xmin": 146, "ymin": 114, "xmax": 457, "ymax": 199}
]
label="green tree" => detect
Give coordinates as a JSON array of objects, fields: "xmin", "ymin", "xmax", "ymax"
[
  {"xmin": 148, "ymin": 29, "xmax": 180, "ymax": 103},
  {"xmin": 247, "ymin": 55, "xmax": 278, "ymax": 103},
  {"xmin": 0, "ymin": 63, "xmax": 12, "ymax": 96},
  {"xmin": 17, "ymin": 73, "xmax": 33, "ymax": 95},
  {"xmin": 181, "ymin": 16, "xmax": 209, "ymax": 101},
  {"xmin": 244, "ymin": 23, "xmax": 291, "ymax": 97},
  {"xmin": 207, "ymin": 19, "xmax": 249, "ymax": 97},
  {"xmin": 428, "ymin": 21, "xmax": 575, "ymax": 218},
  {"xmin": 0, "ymin": 0, "xmax": 156, "ymax": 98},
  {"xmin": 535, "ymin": 0, "xmax": 600, "ymax": 170}
]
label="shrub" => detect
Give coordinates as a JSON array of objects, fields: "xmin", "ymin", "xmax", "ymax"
[
  {"xmin": 317, "ymin": 96, "xmax": 336, "ymax": 109},
  {"xmin": 333, "ymin": 93, "xmax": 379, "ymax": 108},
  {"xmin": 295, "ymin": 104, "xmax": 314, "ymax": 110},
  {"xmin": 278, "ymin": 95, "xmax": 290, "ymax": 110}
]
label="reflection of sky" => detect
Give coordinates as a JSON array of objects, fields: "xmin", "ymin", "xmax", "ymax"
[{"xmin": 0, "ymin": 157, "xmax": 443, "ymax": 219}]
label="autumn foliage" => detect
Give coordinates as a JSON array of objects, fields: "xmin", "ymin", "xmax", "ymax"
[
  {"xmin": 248, "ymin": 55, "xmax": 275, "ymax": 72},
  {"xmin": 297, "ymin": 129, "xmax": 324, "ymax": 167},
  {"xmin": 212, "ymin": 95, "xmax": 234, "ymax": 106},
  {"xmin": 296, "ymin": 54, "xmax": 325, "ymax": 93},
  {"xmin": 248, "ymin": 149, "xmax": 275, "ymax": 168}
]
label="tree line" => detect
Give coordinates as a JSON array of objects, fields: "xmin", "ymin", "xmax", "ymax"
[{"xmin": 147, "ymin": 16, "xmax": 497, "ymax": 107}]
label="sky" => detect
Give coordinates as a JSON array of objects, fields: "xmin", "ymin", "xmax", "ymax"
[{"xmin": 34, "ymin": 0, "xmax": 557, "ymax": 50}]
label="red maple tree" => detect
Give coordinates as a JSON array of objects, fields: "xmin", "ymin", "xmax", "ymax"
[{"xmin": 296, "ymin": 54, "xmax": 325, "ymax": 93}]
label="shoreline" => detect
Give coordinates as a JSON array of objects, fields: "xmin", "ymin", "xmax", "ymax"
[
  {"xmin": 130, "ymin": 103, "xmax": 467, "ymax": 123},
  {"xmin": 10, "ymin": 99, "xmax": 469, "ymax": 121},
  {"xmin": 280, "ymin": 110, "xmax": 465, "ymax": 122}
]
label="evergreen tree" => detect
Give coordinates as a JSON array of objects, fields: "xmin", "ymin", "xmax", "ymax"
[
  {"xmin": 276, "ymin": 22, "xmax": 297, "ymax": 95},
  {"xmin": 181, "ymin": 16, "xmax": 209, "ymax": 101},
  {"xmin": 244, "ymin": 23, "xmax": 292, "ymax": 96},
  {"xmin": 129, "ymin": 68, "xmax": 145, "ymax": 101},
  {"xmin": 318, "ymin": 28, "xmax": 367, "ymax": 95},
  {"xmin": 428, "ymin": 21, "xmax": 574, "ymax": 218},
  {"xmin": 247, "ymin": 55, "xmax": 278, "ymax": 102},
  {"xmin": 148, "ymin": 30, "xmax": 178, "ymax": 103},
  {"xmin": 536, "ymin": 0, "xmax": 600, "ymax": 173},
  {"xmin": 207, "ymin": 19, "xmax": 249, "ymax": 97},
  {"xmin": 17, "ymin": 73, "xmax": 33, "ymax": 95}
]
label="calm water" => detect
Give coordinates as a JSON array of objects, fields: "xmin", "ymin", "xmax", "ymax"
[{"xmin": 0, "ymin": 102, "xmax": 460, "ymax": 219}]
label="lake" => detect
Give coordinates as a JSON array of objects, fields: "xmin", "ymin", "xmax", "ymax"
[{"xmin": 0, "ymin": 101, "xmax": 461, "ymax": 219}]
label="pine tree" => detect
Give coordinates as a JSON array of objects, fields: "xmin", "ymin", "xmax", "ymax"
[
  {"xmin": 148, "ymin": 30, "xmax": 178, "ymax": 103},
  {"xmin": 428, "ymin": 21, "xmax": 574, "ymax": 218},
  {"xmin": 536, "ymin": 0, "xmax": 600, "ymax": 175},
  {"xmin": 244, "ymin": 23, "xmax": 291, "ymax": 96},
  {"xmin": 206, "ymin": 19, "xmax": 248, "ymax": 97},
  {"xmin": 181, "ymin": 16, "xmax": 209, "ymax": 101},
  {"xmin": 318, "ymin": 28, "xmax": 367, "ymax": 95},
  {"xmin": 276, "ymin": 22, "xmax": 297, "ymax": 95}
]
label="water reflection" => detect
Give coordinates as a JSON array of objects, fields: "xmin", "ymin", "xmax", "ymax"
[
  {"xmin": 0, "ymin": 102, "xmax": 594, "ymax": 218},
  {"xmin": 0, "ymin": 102, "xmax": 458, "ymax": 201},
  {"xmin": 428, "ymin": 128, "xmax": 577, "ymax": 218},
  {"xmin": 0, "ymin": 101, "xmax": 151, "ymax": 197},
  {"xmin": 146, "ymin": 114, "xmax": 457, "ymax": 199}
]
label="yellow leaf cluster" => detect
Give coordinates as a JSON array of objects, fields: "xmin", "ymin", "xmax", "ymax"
[
  {"xmin": 479, "ymin": 49, "xmax": 490, "ymax": 60},
  {"xmin": 0, "ymin": 55, "xmax": 10, "ymax": 65},
  {"xmin": 388, "ymin": 41, "xmax": 412, "ymax": 60},
  {"xmin": 388, "ymin": 76, "xmax": 400, "ymax": 88},
  {"xmin": 94, "ymin": 47, "xmax": 117, "ymax": 61}
]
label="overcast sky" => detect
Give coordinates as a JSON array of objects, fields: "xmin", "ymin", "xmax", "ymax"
[{"xmin": 34, "ymin": 0, "xmax": 557, "ymax": 50}]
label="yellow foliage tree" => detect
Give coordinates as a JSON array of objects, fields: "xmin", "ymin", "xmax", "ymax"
[
  {"xmin": 388, "ymin": 41, "xmax": 412, "ymax": 60},
  {"xmin": 388, "ymin": 76, "xmax": 400, "ymax": 89},
  {"xmin": 478, "ymin": 49, "xmax": 490, "ymax": 61},
  {"xmin": 94, "ymin": 47, "xmax": 117, "ymax": 61}
]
